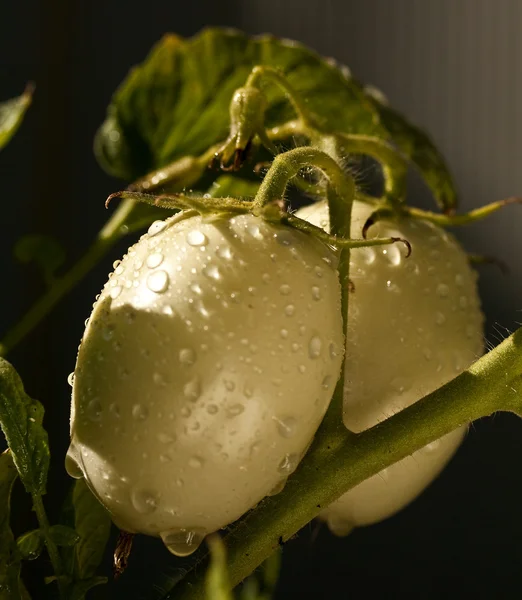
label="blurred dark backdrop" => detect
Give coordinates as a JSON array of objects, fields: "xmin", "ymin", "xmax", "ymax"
[{"xmin": 2, "ymin": 0, "xmax": 522, "ymax": 598}]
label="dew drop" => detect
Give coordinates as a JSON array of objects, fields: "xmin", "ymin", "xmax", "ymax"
[
  {"xmin": 435, "ymin": 312, "xmax": 446, "ymax": 325},
  {"xmin": 423, "ymin": 347, "xmax": 433, "ymax": 361},
  {"xmin": 421, "ymin": 440, "xmax": 441, "ymax": 454},
  {"xmin": 206, "ymin": 404, "xmax": 219, "ymax": 415},
  {"xmin": 67, "ymin": 372, "xmax": 75, "ymax": 387},
  {"xmin": 184, "ymin": 378, "xmax": 201, "ymax": 401},
  {"xmin": 153, "ymin": 372, "xmax": 167, "ymax": 387},
  {"xmin": 298, "ymin": 365, "xmax": 306, "ymax": 374},
  {"xmin": 203, "ymin": 265, "xmax": 221, "ymax": 281},
  {"xmin": 109, "ymin": 403, "xmax": 121, "ymax": 418},
  {"xmin": 65, "ymin": 447, "xmax": 83, "ymax": 479},
  {"xmin": 321, "ymin": 375, "xmax": 332, "ymax": 390},
  {"xmin": 224, "ymin": 380, "xmax": 236, "ymax": 392},
  {"xmin": 267, "ymin": 478, "xmax": 287, "ymax": 496},
  {"xmin": 280, "ymin": 329, "xmax": 288, "ymax": 339},
  {"xmin": 308, "ymin": 336, "xmax": 322, "ymax": 359},
  {"xmin": 188, "ymin": 456, "xmax": 204, "ymax": 469},
  {"xmin": 180, "ymin": 406, "xmax": 192, "ymax": 418},
  {"xmin": 160, "ymin": 454, "xmax": 172, "ymax": 463},
  {"xmin": 110, "ymin": 286, "xmax": 122, "ymax": 299},
  {"xmin": 314, "ymin": 266, "xmax": 323, "ymax": 278},
  {"xmin": 216, "ymin": 246, "xmax": 232, "ymax": 260},
  {"xmin": 277, "ymin": 453, "xmax": 299, "ymax": 475},
  {"xmin": 436, "ymin": 283, "xmax": 449, "ymax": 298},
  {"xmin": 311, "ymin": 286, "xmax": 321, "ymax": 301},
  {"xmin": 157, "ymin": 432, "xmax": 175, "ymax": 444},
  {"xmin": 131, "ymin": 488, "xmax": 158, "ymax": 514},
  {"xmin": 285, "ymin": 304, "xmax": 295, "ymax": 317},
  {"xmin": 148, "ymin": 220, "xmax": 167, "ymax": 237},
  {"xmin": 273, "ymin": 416, "xmax": 298, "ymax": 438},
  {"xmin": 455, "ymin": 274, "xmax": 464, "ymax": 287},
  {"xmin": 186, "ymin": 230, "xmax": 208, "ymax": 247},
  {"xmin": 161, "ymin": 528, "xmax": 206, "ymax": 557},
  {"xmin": 132, "ymin": 404, "xmax": 149, "ymax": 421},
  {"xmin": 329, "ymin": 342, "xmax": 339, "ymax": 360},
  {"xmin": 146, "ymin": 252, "xmax": 164, "ymax": 269},
  {"xmin": 226, "ymin": 404, "xmax": 245, "ymax": 417},
  {"xmin": 147, "ymin": 270, "xmax": 169, "ymax": 293},
  {"xmin": 279, "ymin": 284, "xmax": 291, "ymax": 296},
  {"xmin": 86, "ymin": 399, "xmax": 102, "ymax": 422},
  {"xmin": 247, "ymin": 224, "xmax": 264, "ymax": 239},
  {"xmin": 459, "ymin": 296, "xmax": 468, "ymax": 309},
  {"xmin": 179, "ymin": 348, "xmax": 196, "ymax": 365}
]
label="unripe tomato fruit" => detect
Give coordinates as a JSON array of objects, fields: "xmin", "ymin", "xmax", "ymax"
[
  {"xmin": 67, "ymin": 211, "xmax": 344, "ymax": 555},
  {"xmin": 296, "ymin": 199, "xmax": 484, "ymax": 534}
]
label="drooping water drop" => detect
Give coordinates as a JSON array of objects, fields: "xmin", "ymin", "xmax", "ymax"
[
  {"xmin": 86, "ymin": 399, "xmax": 102, "ymax": 422},
  {"xmin": 186, "ymin": 230, "xmax": 208, "ymax": 247},
  {"xmin": 202, "ymin": 265, "xmax": 221, "ymax": 280},
  {"xmin": 160, "ymin": 528, "xmax": 206, "ymax": 557},
  {"xmin": 131, "ymin": 488, "xmax": 158, "ymax": 514},
  {"xmin": 132, "ymin": 404, "xmax": 149, "ymax": 421},
  {"xmin": 273, "ymin": 416, "xmax": 298, "ymax": 438},
  {"xmin": 147, "ymin": 270, "xmax": 169, "ymax": 293},
  {"xmin": 311, "ymin": 286, "xmax": 321, "ymax": 301},
  {"xmin": 65, "ymin": 446, "xmax": 83, "ymax": 479},
  {"xmin": 67, "ymin": 372, "xmax": 75, "ymax": 387},
  {"xmin": 184, "ymin": 378, "xmax": 201, "ymax": 401},
  {"xmin": 267, "ymin": 477, "xmax": 287, "ymax": 496},
  {"xmin": 308, "ymin": 336, "xmax": 322, "ymax": 359},
  {"xmin": 148, "ymin": 220, "xmax": 167, "ymax": 237},
  {"xmin": 146, "ymin": 252, "xmax": 164, "ymax": 269},
  {"xmin": 226, "ymin": 404, "xmax": 245, "ymax": 418},
  {"xmin": 179, "ymin": 348, "xmax": 196, "ymax": 365},
  {"xmin": 277, "ymin": 453, "xmax": 299, "ymax": 475},
  {"xmin": 188, "ymin": 456, "xmax": 204, "ymax": 469}
]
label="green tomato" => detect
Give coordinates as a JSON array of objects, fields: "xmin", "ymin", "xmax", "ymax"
[
  {"xmin": 67, "ymin": 211, "xmax": 344, "ymax": 555},
  {"xmin": 296, "ymin": 199, "xmax": 484, "ymax": 534}
]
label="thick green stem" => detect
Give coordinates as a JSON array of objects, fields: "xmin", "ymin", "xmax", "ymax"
[
  {"xmin": 171, "ymin": 325, "xmax": 522, "ymax": 600},
  {"xmin": 32, "ymin": 494, "xmax": 66, "ymax": 597}
]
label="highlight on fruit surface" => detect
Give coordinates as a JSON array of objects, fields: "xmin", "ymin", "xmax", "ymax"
[
  {"xmin": 296, "ymin": 199, "xmax": 484, "ymax": 534},
  {"xmin": 66, "ymin": 210, "xmax": 344, "ymax": 556}
]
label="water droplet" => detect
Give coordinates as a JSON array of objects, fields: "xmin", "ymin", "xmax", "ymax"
[
  {"xmin": 86, "ymin": 399, "xmax": 102, "ymax": 421},
  {"xmin": 435, "ymin": 312, "xmax": 446, "ymax": 325},
  {"xmin": 109, "ymin": 403, "xmax": 121, "ymax": 418},
  {"xmin": 206, "ymin": 403, "xmax": 218, "ymax": 415},
  {"xmin": 329, "ymin": 342, "xmax": 339, "ymax": 360},
  {"xmin": 277, "ymin": 453, "xmax": 299, "ymax": 475},
  {"xmin": 268, "ymin": 478, "xmax": 287, "ymax": 496},
  {"xmin": 466, "ymin": 324, "xmax": 475, "ymax": 339},
  {"xmin": 161, "ymin": 528, "xmax": 206, "ymax": 557},
  {"xmin": 247, "ymin": 224, "xmax": 264, "ymax": 239},
  {"xmin": 110, "ymin": 286, "xmax": 122, "ymax": 299},
  {"xmin": 326, "ymin": 515, "xmax": 354, "ymax": 537},
  {"xmin": 67, "ymin": 372, "xmax": 75, "ymax": 387},
  {"xmin": 455, "ymin": 274, "xmax": 464, "ymax": 287},
  {"xmin": 179, "ymin": 348, "xmax": 196, "ymax": 365},
  {"xmin": 65, "ymin": 447, "xmax": 83, "ymax": 479},
  {"xmin": 187, "ymin": 230, "xmax": 208, "ymax": 247},
  {"xmin": 176, "ymin": 478, "xmax": 184, "ymax": 487},
  {"xmin": 190, "ymin": 283, "xmax": 202, "ymax": 295},
  {"xmin": 216, "ymin": 246, "xmax": 232, "ymax": 260},
  {"xmin": 360, "ymin": 247, "xmax": 376, "ymax": 265},
  {"xmin": 147, "ymin": 270, "xmax": 169, "ymax": 293},
  {"xmin": 285, "ymin": 304, "xmax": 295, "ymax": 317},
  {"xmin": 279, "ymin": 284, "xmax": 291, "ymax": 296},
  {"xmin": 184, "ymin": 378, "xmax": 201, "ymax": 401},
  {"xmin": 102, "ymin": 326, "xmax": 114, "ymax": 341},
  {"xmin": 273, "ymin": 416, "xmax": 298, "ymax": 438},
  {"xmin": 291, "ymin": 343, "xmax": 300, "ymax": 353},
  {"xmin": 159, "ymin": 454, "xmax": 172, "ymax": 463},
  {"xmin": 243, "ymin": 385, "xmax": 254, "ymax": 398},
  {"xmin": 180, "ymin": 406, "xmax": 192, "ymax": 418},
  {"xmin": 188, "ymin": 456, "xmax": 204, "ymax": 469},
  {"xmin": 148, "ymin": 220, "xmax": 167, "ymax": 237},
  {"xmin": 224, "ymin": 380, "xmax": 235, "ymax": 392},
  {"xmin": 314, "ymin": 266, "xmax": 323, "ymax": 278},
  {"xmin": 262, "ymin": 273, "xmax": 271, "ymax": 284},
  {"xmin": 226, "ymin": 404, "xmax": 245, "ymax": 417},
  {"xmin": 131, "ymin": 488, "xmax": 158, "ymax": 514},
  {"xmin": 203, "ymin": 265, "xmax": 221, "ymax": 280},
  {"xmin": 459, "ymin": 296, "xmax": 468, "ymax": 309},
  {"xmin": 308, "ymin": 336, "xmax": 322, "ymax": 359},
  {"xmin": 153, "ymin": 372, "xmax": 167, "ymax": 387},
  {"xmin": 423, "ymin": 347, "xmax": 433, "ymax": 360},
  {"xmin": 436, "ymin": 283, "xmax": 449, "ymax": 298},
  {"xmin": 132, "ymin": 404, "xmax": 149, "ymax": 421},
  {"xmin": 147, "ymin": 252, "xmax": 164, "ymax": 269},
  {"xmin": 157, "ymin": 432, "xmax": 175, "ymax": 444},
  {"xmin": 311, "ymin": 286, "xmax": 321, "ymax": 301},
  {"xmin": 163, "ymin": 305, "xmax": 174, "ymax": 316},
  {"xmin": 298, "ymin": 365, "xmax": 306, "ymax": 374},
  {"xmin": 421, "ymin": 440, "xmax": 441, "ymax": 454},
  {"xmin": 280, "ymin": 329, "xmax": 288, "ymax": 339},
  {"xmin": 322, "ymin": 375, "xmax": 332, "ymax": 390}
]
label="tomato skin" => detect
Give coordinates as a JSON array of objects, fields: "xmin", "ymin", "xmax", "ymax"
[
  {"xmin": 296, "ymin": 199, "xmax": 484, "ymax": 532},
  {"xmin": 67, "ymin": 211, "xmax": 344, "ymax": 546}
]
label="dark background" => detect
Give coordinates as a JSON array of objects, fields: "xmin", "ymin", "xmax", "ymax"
[{"xmin": 2, "ymin": 0, "xmax": 522, "ymax": 598}]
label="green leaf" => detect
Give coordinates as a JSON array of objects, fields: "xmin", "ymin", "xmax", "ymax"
[
  {"xmin": 95, "ymin": 27, "xmax": 383, "ymax": 181},
  {"xmin": 239, "ymin": 549, "xmax": 281, "ymax": 600},
  {"xmin": 205, "ymin": 535, "xmax": 232, "ymax": 600},
  {"xmin": 0, "ymin": 86, "xmax": 32, "ymax": 151},
  {"xmin": 0, "ymin": 451, "xmax": 23, "ymax": 600},
  {"xmin": 70, "ymin": 576, "xmax": 107, "ymax": 600},
  {"xmin": 13, "ymin": 235, "xmax": 66, "ymax": 287},
  {"xmin": 0, "ymin": 359, "xmax": 49, "ymax": 496},
  {"xmin": 364, "ymin": 90, "xmax": 458, "ymax": 211},
  {"xmin": 71, "ymin": 480, "xmax": 111, "ymax": 580},
  {"xmin": 16, "ymin": 530, "xmax": 43, "ymax": 561},
  {"xmin": 48, "ymin": 525, "xmax": 80, "ymax": 548}
]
